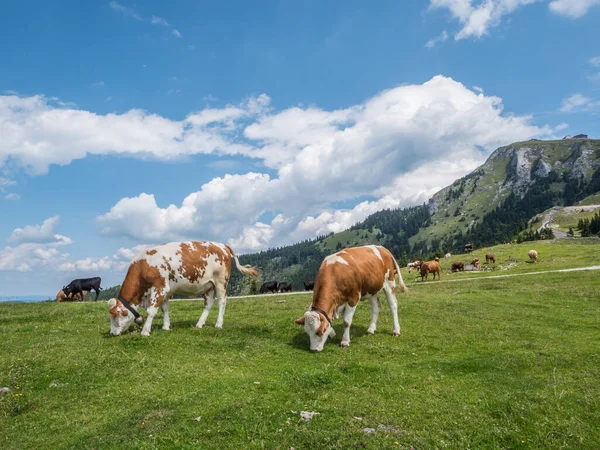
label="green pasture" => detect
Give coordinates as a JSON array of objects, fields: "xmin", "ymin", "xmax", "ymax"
[{"xmin": 1, "ymin": 239, "xmax": 599, "ymax": 449}]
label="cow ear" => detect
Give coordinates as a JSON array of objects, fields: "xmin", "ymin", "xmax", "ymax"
[
  {"xmin": 121, "ymin": 309, "xmax": 129, "ymax": 317},
  {"xmin": 107, "ymin": 298, "xmax": 117, "ymax": 308},
  {"xmin": 294, "ymin": 316, "xmax": 305, "ymax": 325},
  {"xmin": 316, "ymin": 318, "xmax": 328, "ymax": 337}
]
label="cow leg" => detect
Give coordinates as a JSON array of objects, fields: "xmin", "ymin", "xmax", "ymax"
[
  {"xmin": 141, "ymin": 305, "xmax": 160, "ymax": 337},
  {"xmin": 366, "ymin": 295, "xmax": 381, "ymax": 335},
  {"xmin": 214, "ymin": 285, "xmax": 228, "ymax": 329},
  {"xmin": 161, "ymin": 300, "xmax": 171, "ymax": 331},
  {"xmin": 94, "ymin": 289, "xmax": 99, "ymax": 301},
  {"xmin": 196, "ymin": 288, "xmax": 215, "ymax": 329},
  {"xmin": 383, "ymin": 284, "xmax": 401, "ymax": 336},
  {"xmin": 340, "ymin": 304, "xmax": 357, "ymax": 348}
]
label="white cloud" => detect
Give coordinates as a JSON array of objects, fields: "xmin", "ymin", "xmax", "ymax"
[
  {"xmin": 0, "ymin": 176, "xmax": 16, "ymax": 191},
  {"xmin": 555, "ymin": 122, "xmax": 569, "ymax": 131},
  {"xmin": 151, "ymin": 15, "xmax": 170, "ymax": 27},
  {"xmin": 430, "ymin": 0, "xmax": 598, "ymax": 40},
  {"xmin": 8, "ymin": 216, "xmax": 72, "ymax": 245},
  {"xmin": 94, "ymin": 75, "xmax": 552, "ymax": 252},
  {"xmin": 589, "ymin": 56, "xmax": 600, "ymax": 67},
  {"xmin": 425, "ymin": 30, "xmax": 449, "ymax": 48},
  {"xmin": 548, "ymin": 0, "xmax": 600, "ymax": 18},
  {"xmin": 90, "ymin": 81, "xmax": 105, "ymax": 88},
  {"xmin": 172, "ymin": 29, "xmax": 182, "ymax": 38},
  {"xmin": 109, "ymin": 1, "xmax": 143, "ymax": 21},
  {"xmin": 0, "ymin": 93, "xmax": 269, "ymax": 174},
  {"xmin": 559, "ymin": 93, "xmax": 597, "ymax": 112},
  {"xmin": 4, "ymin": 193, "xmax": 20, "ymax": 201}
]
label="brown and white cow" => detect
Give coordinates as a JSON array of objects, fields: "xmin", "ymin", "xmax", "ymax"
[
  {"xmin": 295, "ymin": 245, "xmax": 407, "ymax": 352},
  {"xmin": 420, "ymin": 260, "xmax": 441, "ymax": 281},
  {"xmin": 56, "ymin": 289, "xmax": 88, "ymax": 302},
  {"xmin": 107, "ymin": 241, "xmax": 259, "ymax": 336},
  {"xmin": 407, "ymin": 260, "xmax": 422, "ymax": 273}
]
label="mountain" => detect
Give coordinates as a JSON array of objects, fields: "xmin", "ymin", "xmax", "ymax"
[{"xmin": 227, "ymin": 138, "xmax": 600, "ymax": 295}]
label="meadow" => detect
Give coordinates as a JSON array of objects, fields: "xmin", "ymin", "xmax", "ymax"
[{"xmin": 1, "ymin": 240, "xmax": 599, "ymax": 449}]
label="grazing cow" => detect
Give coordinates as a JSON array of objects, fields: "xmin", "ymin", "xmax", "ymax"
[
  {"xmin": 295, "ymin": 245, "xmax": 406, "ymax": 352},
  {"xmin": 407, "ymin": 260, "xmax": 422, "ymax": 273},
  {"xmin": 451, "ymin": 262, "xmax": 465, "ymax": 272},
  {"xmin": 303, "ymin": 280, "xmax": 315, "ymax": 291},
  {"xmin": 420, "ymin": 260, "xmax": 441, "ymax": 281},
  {"xmin": 259, "ymin": 281, "xmax": 278, "ymax": 294},
  {"xmin": 107, "ymin": 241, "xmax": 259, "ymax": 337},
  {"xmin": 445, "ymin": 253, "xmax": 452, "ymax": 260},
  {"xmin": 471, "ymin": 257, "xmax": 481, "ymax": 268},
  {"xmin": 528, "ymin": 249, "xmax": 538, "ymax": 262},
  {"xmin": 465, "ymin": 243, "xmax": 474, "ymax": 252},
  {"xmin": 63, "ymin": 277, "xmax": 102, "ymax": 301},
  {"xmin": 485, "ymin": 253, "xmax": 495, "ymax": 264},
  {"xmin": 277, "ymin": 282, "xmax": 292, "ymax": 293},
  {"xmin": 56, "ymin": 289, "xmax": 89, "ymax": 302}
]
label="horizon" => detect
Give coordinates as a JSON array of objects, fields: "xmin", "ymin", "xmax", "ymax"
[{"xmin": 1, "ymin": 1, "xmax": 600, "ymax": 296}]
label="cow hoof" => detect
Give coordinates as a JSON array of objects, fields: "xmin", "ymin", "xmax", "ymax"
[
  {"xmin": 162, "ymin": 327, "xmax": 170, "ymax": 331},
  {"xmin": 366, "ymin": 330, "xmax": 375, "ymax": 335},
  {"xmin": 195, "ymin": 324, "xmax": 204, "ymax": 329},
  {"xmin": 141, "ymin": 331, "xmax": 150, "ymax": 337},
  {"xmin": 340, "ymin": 342, "xmax": 350, "ymax": 348},
  {"xmin": 215, "ymin": 324, "xmax": 223, "ymax": 329},
  {"xmin": 392, "ymin": 331, "xmax": 401, "ymax": 337}
]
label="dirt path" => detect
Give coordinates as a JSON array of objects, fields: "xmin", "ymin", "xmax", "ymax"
[
  {"xmin": 171, "ymin": 265, "xmax": 600, "ymax": 301},
  {"xmin": 538, "ymin": 204, "xmax": 600, "ymax": 238}
]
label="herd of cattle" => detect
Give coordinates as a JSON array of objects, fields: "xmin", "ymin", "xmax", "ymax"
[{"xmin": 56, "ymin": 240, "xmax": 539, "ymax": 351}]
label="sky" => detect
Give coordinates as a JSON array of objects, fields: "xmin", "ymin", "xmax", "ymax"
[{"xmin": 1, "ymin": 0, "xmax": 599, "ymax": 296}]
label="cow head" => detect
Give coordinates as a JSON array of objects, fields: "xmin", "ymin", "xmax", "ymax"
[
  {"xmin": 62, "ymin": 285, "xmax": 71, "ymax": 296},
  {"xmin": 107, "ymin": 298, "xmax": 136, "ymax": 336},
  {"xmin": 295, "ymin": 311, "xmax": 336, "ymax": 352}
]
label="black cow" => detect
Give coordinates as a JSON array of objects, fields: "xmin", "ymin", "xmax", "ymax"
[
  {"xmin": 277, "ymin": 282, "xmax": 292, "ymax": 293},
  {"xmin": 63, "ymin": 277, "xmax": 103, "ymax": 301},
  {"xmin": 259, "ymin": 281, "xmax": 278, "ymax": 294},
  {"xmin": 303, "ymin": 280, "xmax": 314, "ymax": 291}
]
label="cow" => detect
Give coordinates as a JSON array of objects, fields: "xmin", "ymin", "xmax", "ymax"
[
  {"xmin": 485, "ymin": 253, "xmax": 495, "ymax": 264},
  {"xmin": 420, "ymin": 260, "xmax": 441, "ymax": 281},
  {"xmin": 107, "ymin": 241, "xmax": 259, "ymax": 337},
  {"xmin": 471, "ymin": 257, "xmax": 481, "ymax": 268},
  {"xmin": 277, "ymin": 282, "xmax": 292, "ymax": 293},
  {"xmin": 465, "ymin": 243, "xmax": 474, "ymax": 252},
  {"xmin": 451, "ymin": 262, "xmax": 464, "ymax": 272},
  {"xmin": 63, "ymin": 277, "xmax": 102, "ymax": 301},
  {"xmin": 259, "ymin": 281, "xmax": 278, "ymax": 294},
  {"xmin": 303, "ymin": 280, "xmax": 315, "ymax": 291},
  {"xmin": 56, "ymin": 289, "xmax": 89, "ymax": 302},
  {"xmin": 528, "ymin": 249, "xmax": 538, "ymax": 262},
  {"xmin": 445, "ymin": 253, "xmax": 452, "ymax": 260},
  {"xmin": 294, "ymin": 245, "xmax": 407, "ymax": 352},
  {"xmin": 407, "ymin": 260, "xmax": 422, "ymax": 273}
]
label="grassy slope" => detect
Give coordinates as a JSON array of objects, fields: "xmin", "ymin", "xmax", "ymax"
[{"xmin": 1, "ymin": 240, "xmax": 599, "ymax": 449}]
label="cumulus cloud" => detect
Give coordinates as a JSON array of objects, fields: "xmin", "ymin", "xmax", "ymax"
[
  {"xmin": 8, "ymin": 216, "xmax": 72, "ymax": 245},
  {"xmin": 548, "ymin": 0, "xmax": 600, "ymax": 18},
  {"xmin": 94, "ymin": 75, "xmax": 552, "ymax": 252},
  {"xmin": 0, "ymin": 93, "xmax": 270, "ymax": 174}
]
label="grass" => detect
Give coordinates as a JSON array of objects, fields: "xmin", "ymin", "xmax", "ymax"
[{"xmin": 1, "ymin": 240, "xmax": 600, "ymax": 449}]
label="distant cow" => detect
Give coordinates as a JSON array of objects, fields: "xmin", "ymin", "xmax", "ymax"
[
  {"xmin": 465, "ymin": 243, "xmax": 474, "ymax": 252},
  {"xmin": 107, "ymin": 241, "xmax": 259, "ymax": 336},
  {"xmin": 259, "ymin": 281, "xmax": 278, "ymax": 294},
  {"xmin": 63, "ymin": 277, "xmax": 102, "ymax": 301},
  {"xmin": 407, "ymin": 260, "xmax": 422, "ymax": 273},
  {"xmin": 303, "ymin": 280, "xmax": 315, "ymax": 291},
  {"xmin": 528, "ymin": 249, "xmax": 538, "ymax": 262},
  {"xmin": 295, "ymin": 245, "xmax": 406, "ymax": 352},
  {"xmin": 56, "ymin": 289, "xmax": 88, "ymax": 302},
  {"xmin": 485, "ymin": 253, "xmax": 495, "ymax": 264},
  {"xmin": 445, "ymin": 253, "xmax": 452, "ymax": 260},
  {"xmin": 451, "ymin": 262, "xmax": 464, "ymax": 272},
  {"xmin": 420, "ymin": 260, "xmax": 441, "ymax": 281},
  {"xmin": 277, "ymin": 282, "xmax": 292, "ymax": 293},
  {"xmin": 471, "ymin": 257, "xmax": 481, "ymax": 268}
]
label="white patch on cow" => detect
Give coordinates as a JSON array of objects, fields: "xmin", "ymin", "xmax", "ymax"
[
  {"xmin": 384, "ymin": 268, "xmax": 396, "ymax": 289},
  {"xmin": 303, "ymin": 311, "xmax": 334, "ymax": 352},
  {"xmin": 325, "ymin": 254, "xmax": 348, "ymax": 266},
  {"xmin": 365, "ymin": 245, "xmax": 383, "ymax": 262}
]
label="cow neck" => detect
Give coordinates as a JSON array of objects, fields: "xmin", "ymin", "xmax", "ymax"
[{"xmin": 118, "ymin": 281, "xmax": 143, "ymax": 319}]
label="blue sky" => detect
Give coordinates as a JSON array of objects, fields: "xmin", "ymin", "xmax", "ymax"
[{"xmin": 1, "ymin": 0, "xmax": 599, "ymax": 296}]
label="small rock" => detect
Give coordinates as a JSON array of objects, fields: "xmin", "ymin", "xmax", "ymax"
[
  {"xmin": 300, "ymin": 411, "xmax": 320, "ymax": 421},
  {"xmin": 378, "ymin": 424, "xmax": 398, "ymax": 433},
  {"xmin": 354, "ymin": 416, "xmax": 363, "ymax": 421},
  {"xmin": 253, "ymin": 381, "xmax": 260, "ymax": 385},
  {"xmin": 363, "ymin": 427, "xmax": 376, "ymax": 434},
  {"xmin": 278, "ymin": 300, "xmax": 286, "ymax": 303},
  {"xmin": 194, "ymin": 417, "xmax": 201, "ymax": 422},
  {"xmin": 0, "ymin": 387, "xmax": 11, "ymax": 393}
]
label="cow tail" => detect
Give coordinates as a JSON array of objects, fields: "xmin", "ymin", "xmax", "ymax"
[
  {"xmin": 392, "ymin": 255, "xmax": 408, "ymax": 293},
  {"xmin": 230, "ymin": 249, "xmax": 260, "ymax": 278}
]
